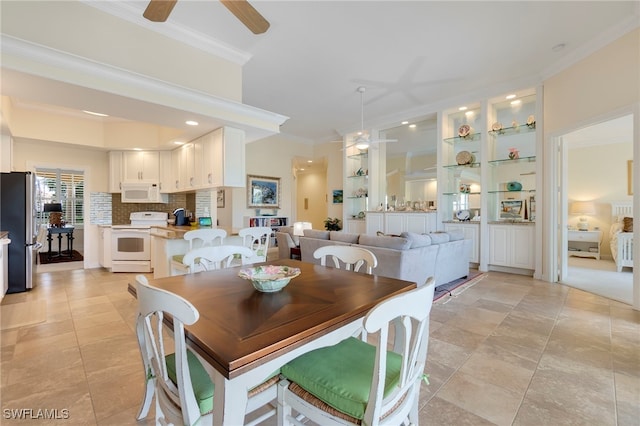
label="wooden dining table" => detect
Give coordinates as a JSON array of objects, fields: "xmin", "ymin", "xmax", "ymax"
[{"xmin": 128, "ymin": 259, "xmax": 416, "ymax": 425}]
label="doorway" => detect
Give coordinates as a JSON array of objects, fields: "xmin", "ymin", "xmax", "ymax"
[{"xmin": 552, "ymin": 112, "xmax": 636, "ymax": 306}]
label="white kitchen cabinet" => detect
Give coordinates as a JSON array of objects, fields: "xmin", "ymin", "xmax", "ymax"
[
  {"xmin": 365, "ymin": 212, "xmax": 384, "ymax": 235},
  {"xmin": 108, "ymin": 151, "xmax": 123, "ymax": 192},
  {"xmin": 123, "ymin": 151, "xmax": 160, "ymax": 183},
  {"xmin": 99, "ymin": 226, "xmax": 112, "ymax": 268},
  {"xmin": 171, "ymin": 148, "xmax": 182, "ymax": 191},
  {"xmin": 205, "ymin": 127, "xmax": 246, "ymax": 188},
  {"xmin": 444, "ymin": 222, "xmax": 480, "ymax": 263},
  {"xmin": 489, "ymin": 224, "xmax": 534, "ymax": 271},
  {"xmin": 158, "ymin": 151, "xmax": 172, "ymax": 193}
]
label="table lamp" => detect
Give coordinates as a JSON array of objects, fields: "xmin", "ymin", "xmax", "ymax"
[
  {"xmin": 570, "ymin": 201, "xmax": 596, "ymax": 231},
  {"xmin": 44, "ymin": 203, "xmax": 63, "ymax": 227},
  {"xmin": 293, "ymin": 221, "xmax": 312, "ymax": 237}
]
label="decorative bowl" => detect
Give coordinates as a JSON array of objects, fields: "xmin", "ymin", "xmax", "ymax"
[{"xmin": 238, "ymin": 265, "xmax": 301, "ymax": 293}]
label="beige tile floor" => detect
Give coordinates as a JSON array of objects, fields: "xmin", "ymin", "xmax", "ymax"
[{"xmin": 1, "ymin": 267, "xmax": 639, "ymax": 425}]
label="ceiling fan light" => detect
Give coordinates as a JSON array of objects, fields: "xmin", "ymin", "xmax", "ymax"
[{"xmin": 355, "ymin": 141, "xmax": 370, "ymax": 150}]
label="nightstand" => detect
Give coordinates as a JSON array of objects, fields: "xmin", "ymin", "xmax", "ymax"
[{"xmin": 567, "ymin": 230, "xmax": 603, "ymax": 260}]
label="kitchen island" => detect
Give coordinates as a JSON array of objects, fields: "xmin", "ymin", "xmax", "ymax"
[{"xmin": 150, "ymin": 225, "xmax": 241, "ymax": 279}]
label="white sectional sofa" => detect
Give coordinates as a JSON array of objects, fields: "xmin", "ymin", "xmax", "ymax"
[{"xmin": 297, "ymin": 229, "xmax": 471, "ymax": 287}]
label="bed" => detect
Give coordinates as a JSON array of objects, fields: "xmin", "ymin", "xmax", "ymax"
[{"xmin": 610, "ymin": 202, "xmax": 633, "ymax": 272}]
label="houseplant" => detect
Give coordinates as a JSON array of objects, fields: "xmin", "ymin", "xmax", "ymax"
[{"xmin": 324, "ymin": 217, "xmax": 342, "ymax": 231}]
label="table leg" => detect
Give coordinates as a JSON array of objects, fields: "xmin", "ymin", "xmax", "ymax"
[
  {"xmin": 67, "ymin": 231, "xmax": 74, "ymax": 258},
  {"xmin": 57, "ymin": 233, "xmax": 63, "ymax": 257},
  {"xmin": 213, "ymin": 373, "xmax": 248, "ymax": 426},
  {"xmin": 47, "ymin": 232, "xmax": 53, "ymax": 260}
]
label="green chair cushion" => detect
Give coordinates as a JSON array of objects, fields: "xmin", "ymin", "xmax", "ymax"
[
  {"xmin": 171, "ymin": 254, "xmax": 185, "ymax": 263},
  {"xmin": 166, "ymin": 350, "xmax": 280, "ymax": 416},
  {"xmin": 166, "ymin": 350, "xmax": 215, "ymax": 415},
  {"xmin": 280, "ymin": 337, "xmax": 402, "ymax": 420}
]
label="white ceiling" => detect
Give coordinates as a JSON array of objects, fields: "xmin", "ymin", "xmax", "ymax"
[{"xmin": 2, "ymin": 1, "xmax": 638, "ymax": 148}]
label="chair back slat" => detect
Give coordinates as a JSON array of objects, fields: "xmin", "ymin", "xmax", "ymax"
[
  {"xmin": 313, "ymin": 245, "xmax": 378, "ymax": 274},
  {"xmin": 182, "ymin": 245, "xmax": 255, "ymax": 272},
  {"xmin": 239, "ymin": 227, "xmax": 272, "ymax": 262}
]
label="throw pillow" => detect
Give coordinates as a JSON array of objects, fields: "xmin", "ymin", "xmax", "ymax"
[
  {"xmin": 622, "ymin": 217, "xmax": 633, "ymax": 233},
  {"xmin": 428, "ymin": 232, "xmax": 451, "ymax": 245},
  {"xmin": 399, "ymin": 232, "xmax": 432, "ymax": 248}
]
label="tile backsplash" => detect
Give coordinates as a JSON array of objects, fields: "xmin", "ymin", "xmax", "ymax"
[{"xmin": 90, "ymin": 192, "xmax": 196, "ymax": 225}]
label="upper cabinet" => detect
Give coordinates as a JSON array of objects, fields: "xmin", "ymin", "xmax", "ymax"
[
  {"xmin": 122, "ymin": 151, "xmax": 160, "ymax": 183},
  {"xmin": 108, "ymin": 151, "xmax": 123, "ymax": 192},
  {"xmin": 205, "ymin": 127, "xmax": 245, "ymax": 188}
]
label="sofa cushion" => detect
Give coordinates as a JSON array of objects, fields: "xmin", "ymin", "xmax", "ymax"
[
  {"xmin": 330, "ymin": 231, "xmax": 360, "ymax": 244},
  {"xmin": 358, "ymin": 234, "xmax": 411, "ymax": 250},
  {"xmin": 304, "ymin": 229, "xmax": 330, "ymax": 240},
  {"xmin": 400, "ymin": 232, "xmax": 432, "ymax": 248},
  {"xmin": 446, "ymin": 230, "xmax": 465, "ymax": 241},
  {"xmin": 428, "ymin": 232, "xmax": 451, "ymax": 244}
]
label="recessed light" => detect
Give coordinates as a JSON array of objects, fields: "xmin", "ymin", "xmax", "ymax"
[
  {"xmin": 505, "ymin": 94, "xmax": 516, "ymax": 100},
  {"xmin": 307, "ymin": 160, "xmax": 313, "ymax": 163},
  {"xmin": 185, "ymin": 120, "xmax": 199, "ymax": 126},
  {"xmin": 401, "ymin": 121, "xmax": 409, "ymax": 125},
  {"xmin": 409, "ymin": 124, "xmax": 417, "ymax": 128},
  {"xmin": 510, "ymin": 100, "xmax": 522, "ymax": 106},
  {"xmin": 134, "ymin": 148, "xmax": 142, "ymax": 151},
  {"xmin": 458, "ymin": 106, "xmax": 468, "ymax": 111},
  {"xmin": 299, "ymin": 168, "xmax": 305, "ymax": 171},
  {"xmin": 173, "ymin": 141, "xmax": 185, "ymax": 145},
  {"xmin": 465, "ymin": 111, "xmax": 474, "ymax": 117},
  {"xmin": 83, "ymin": 110, "xmax": 109, "ymax": 117}
]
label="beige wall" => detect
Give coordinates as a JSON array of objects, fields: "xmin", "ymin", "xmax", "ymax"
[
  {"xmin": 296, "ymin": 171, "xmax": 328, "ymax": 230},
  {"xmin": 568, "ymin": 142, "xmax": 633, "ymax": 257},
  {"xmin": 544, "ymin": 29, "xmax": 640, "ymax": 134}
]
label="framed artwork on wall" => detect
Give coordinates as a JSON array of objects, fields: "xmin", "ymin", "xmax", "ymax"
[
  {"xmin": 247, "ymin": 175, "xmax": 281, "ymax": 209},
  {"xmin": 500, "ymin": 199, "xmax": 523, "ymax": 220},
  {"xmin": 217, "ymin": 189, "xmax": 225, "ymax": 208},
  {"xmin": 332, "ymin": 190, "xmax": 343, "ymax": 204}
]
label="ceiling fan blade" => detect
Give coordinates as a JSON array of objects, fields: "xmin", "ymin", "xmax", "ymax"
[
  {"xmin": 220, "ymin": 0, "xmax": 270, "ymax": 34},
  {"xmin": 143, "ymin": 0, "xmax": 177, "ymax": 22}
]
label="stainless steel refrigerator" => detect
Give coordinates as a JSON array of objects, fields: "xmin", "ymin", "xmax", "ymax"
[{"xmin": 0, "ymin": 171, "xmax": 40, "ymax": 293}]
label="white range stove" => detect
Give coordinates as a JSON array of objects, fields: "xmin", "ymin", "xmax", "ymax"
[{"xmin": 111, "ymin": 212, "xmax": 168, "ymax": 273}]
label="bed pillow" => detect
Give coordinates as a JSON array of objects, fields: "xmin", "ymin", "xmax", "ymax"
[
  {"xmin": 622, "ymin": 217, "xmax": 633, "ymax": 233},
  {"xmin": 609, "ymin": 222, "xmax": 623, "ymax": 238}
]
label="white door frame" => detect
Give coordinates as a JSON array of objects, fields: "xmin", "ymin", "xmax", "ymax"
[{"xmin": 547, "ymin": 104, "xmax": 639, "ymax": 310}]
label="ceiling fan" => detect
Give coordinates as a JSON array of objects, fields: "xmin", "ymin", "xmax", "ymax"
[
  {"xmin": 347, "ymin": 86, "xmax": 398, "ymax": 151},
  {"xmin": 143, "ymin": 0, "xmax": 270, "ymax": 35}
]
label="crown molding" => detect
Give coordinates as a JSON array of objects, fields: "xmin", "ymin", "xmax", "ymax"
[
  {"xmin": 1, "ymin": 36, "xmax": 288, "ymax": 132},
  {"xmin": 80, "ymin": 0, "xmax": 252, "ymax": 65}
]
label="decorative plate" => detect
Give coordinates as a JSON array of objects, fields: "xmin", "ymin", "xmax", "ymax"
[
  {"xmin": 456, "ymin": 210, "xmax": 470, "ymax": 221},
  {"xmin": 455, "ymin": 150, "xmax": 474, "ymax": 165},
  {"xmin": 458, "ymin": 124, "xmax": 472, "ymax": 138},
  {"xmin": 491, "ymin": 122, "xmax": 503, "ymax": 132},
  {"xmin": 238, "ymin": 265, "xmax": 301, "ymax": 292}
]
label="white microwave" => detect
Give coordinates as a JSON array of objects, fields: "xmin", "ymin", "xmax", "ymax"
[{"xmin": 121, "ymin": 183, "xmax": 168, "ymax": 203}]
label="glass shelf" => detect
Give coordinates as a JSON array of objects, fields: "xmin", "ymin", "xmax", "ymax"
[
  {"xmin": 443, "ymin": 133, "xmax": 481, "ymax": 144},
  {"xmin": 346, "ymin": 196, "xmax": 367, "ymax": 200},
  {"xmin": 442, "ymin": 191, "xmax": 482, "ymax": 196},
  {"xmin": 488, "ymin": 156, "xmax": 536, "ymax": 165},
  {"xmin": 487, "ymin": 189, "xmax": 536, "ymax": 194},
  {"xmin": 488, "ymin": 125, "xmax": 536, "ymax": 137},
  {"xmin": 347, "ymin": 174, "xmax": 369, "ymax": 179},
  {"xmin": 443, "ymin": 162, "xmax": 481, "ymax": 169},
  {"xmin": 347, "ymin": 152, "xmax": 368, "ymax": 160}
]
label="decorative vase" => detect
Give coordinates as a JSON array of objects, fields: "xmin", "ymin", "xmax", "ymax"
[{"xmin": 508, "ymin": 149, "xmax": 519, "ymax": 160}]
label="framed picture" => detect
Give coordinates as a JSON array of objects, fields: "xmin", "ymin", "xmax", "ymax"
[
  {"xmin": 247, "ymin": 175, "xmax": 281, "ymax": 209},
  {"xmin": 628, "ymin": 160, "xmax": 633, "ymax": 195},
  {"xmin": 216, "ymin": 189, "xmax": 225, "ymax": 208},
  {"xmin": 529, "ymin": 195, "xmax": 536, "ymax": 221},
  {"xmin": 332, "ymin": 189, "xmax": 343, "ymax": 204},
  {"xmin": 500, "ymin": 199, "xmax": 523, "ymax": 219}
]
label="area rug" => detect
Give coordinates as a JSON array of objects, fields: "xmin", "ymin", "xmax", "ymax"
[
  {"xmin": 39, "ymin": 250, "xmax": 83, "ymax": 265},
  {"xmin": 1, "ymin": 300, "xmax": 46, "ymax": 331},
  {"xmin": 433, "ymin": 271, "xmax": 486, "ymax": 302}
]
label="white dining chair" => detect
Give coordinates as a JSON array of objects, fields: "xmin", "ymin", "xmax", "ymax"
[
  {"xmin": 181, "ymin": 245, "xmax": 255, "ymax": 272},
  {"xmin": 313, "ymin": 245, "xmax": 378, "ymax": 274},
  {"xmin": 134, "ymin": 275, "xmax": 279, "ymax": 426},
  {"xmin": 170, "ymin": 229, "xmax": 227, "ymax": 275},
  {"xmin": 239, "ymin": 226, "xmax": 272, "ymax": 263},
  {"xmin": 277, "ymin": 277, "xmax": 435, "ymax": 426}
]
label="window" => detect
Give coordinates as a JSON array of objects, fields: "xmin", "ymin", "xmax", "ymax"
[{"xmin": 35, "ymin": 168, "xmax": 84, "ymax": 227}]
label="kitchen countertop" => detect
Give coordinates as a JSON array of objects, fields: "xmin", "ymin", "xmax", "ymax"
[{"xmin": 150, "ymin": 225, "xmax": 210, "ymax": 239}]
